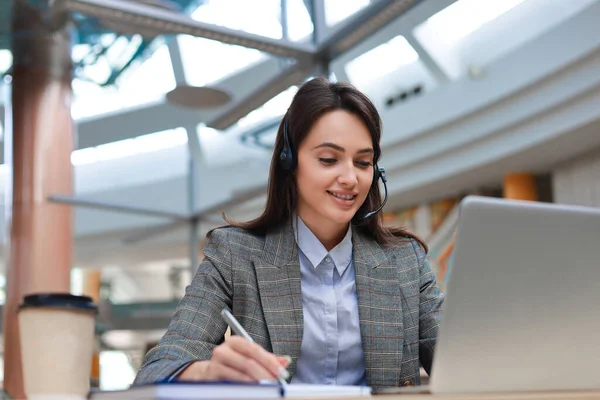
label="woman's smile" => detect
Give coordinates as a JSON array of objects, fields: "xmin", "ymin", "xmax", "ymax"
[{"xmin": 327, "ymin": 190, "xmax": 358, "ymax": 207}]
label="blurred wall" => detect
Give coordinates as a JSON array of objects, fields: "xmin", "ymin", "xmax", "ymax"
[{"xmin": 553, "ymin": 148, "xmax": 600, "ymax": 207}]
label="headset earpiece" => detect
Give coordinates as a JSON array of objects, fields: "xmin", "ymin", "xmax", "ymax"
[
  {"xmin": 376, "ymin": 166, "xmax": 386, "ymax": 183},
  {"xmin": 279, "ymin": 120, "xmax": 296, "ymax": 171}
]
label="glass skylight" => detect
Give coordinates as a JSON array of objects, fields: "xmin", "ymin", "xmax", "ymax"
[
  {"xmin": 73, "ymin": 33, "xmax": 145, "ymax": 85},
  {"xmin": 71, "ymin": 43, "xmax": 175, "ymax": 120},
  {"xmin": 423, "ymin": 0, "xmax": 527, "ymax": 45},
  {"xmin": 192, "ymin": 0, "xmax": 282, "ymax": 39},
  {"xmin": 413, "ymin": 0, "xmax": 595, "ymax": 80},
  {"xmin": 325, "ymin": 0, "xmax": 371, "ymax": 27},
  {"xmin": 285, "ymin": 0, "xmax": 314, "ymax": 41},
  {"xmin": 345, "ymin": 35, "xmax": 419, "ymax": 90},
  {"xmin": 177, "ymin": 36, "xmax": 266, "ymax": 87},
  {"xmin": 237, "ymin": 85, "xmax": 298, "ymax": 128},
  {"xmin": 179, "ymin": 0, "xmax": 288, "ymax": 86}
]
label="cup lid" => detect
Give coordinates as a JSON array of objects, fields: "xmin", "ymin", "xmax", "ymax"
[{"xmin": 19, "ymin": 293, "xmax": 97, "ymax": 312}]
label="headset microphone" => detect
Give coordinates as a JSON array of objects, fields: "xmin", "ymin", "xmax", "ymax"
[{"xmin": 363, "ymin": 167, "xmax": 388, "ymax": 220}]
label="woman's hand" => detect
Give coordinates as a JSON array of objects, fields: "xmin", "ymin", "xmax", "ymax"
[{"xmin": 177, "ymin": 336, "xmax": 290, "ymax": 382}]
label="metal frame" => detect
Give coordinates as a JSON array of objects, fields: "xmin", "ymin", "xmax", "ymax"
[
  {"xmin": 207, "ymin": 61, "xmax": 311, "ymax": 130},
  {"xmin": 167, "ymin": 36, "xmax": 203, "ymax": 274},
  {"xmin": 46, "ymin": 0, "xmax": 437, "ymax": 256},
  {"xmin": 56, "ymin": 0, "xmax": 425, "ymax": 131},
  {"xmin": 48, "ymin": 184, "xmax": 266, "ymax": 240},
  {"xmin": 58, "ymin": 0, "xmax": 315, "ymax": 61},
  {"xmin": 307, "ymin": 0, "xmax": 327, "ymax": 45},
  {"xmin": 167, "ymin": 37, "xmax": 187, "ymax": 85}
]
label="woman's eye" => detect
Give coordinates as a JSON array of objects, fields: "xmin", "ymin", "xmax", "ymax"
[
  {"xmin": 355, "ymin": 161, "xmax": 372, "ymax": 168},
  {"xmin": 319, "ymin": 158, "xmax": 336, "ymax": 165}
]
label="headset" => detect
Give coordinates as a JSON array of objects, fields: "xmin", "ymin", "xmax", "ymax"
[{"xmin": 280, "ymin": 120, "xmax": 388, "ymax": 220}]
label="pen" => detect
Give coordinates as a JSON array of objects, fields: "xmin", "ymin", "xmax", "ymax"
[{"xmin": 220, "ymin": 309, "xmax": 289, "ymax": 387}]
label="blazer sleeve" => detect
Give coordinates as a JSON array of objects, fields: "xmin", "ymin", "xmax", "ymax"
[
  {"xmin": 411, "ymin": 240, "xmax": 445, "ymax": 375},
  {"xmin": 133, "ymin": 229, "xmax": 234, "ymax": 385}
]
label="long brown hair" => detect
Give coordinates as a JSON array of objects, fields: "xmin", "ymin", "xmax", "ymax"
[{"xmin": 223, "ymin": 77, "xmax": 427, "ymax": 251}]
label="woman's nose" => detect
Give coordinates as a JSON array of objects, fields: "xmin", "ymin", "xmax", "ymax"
[{"xmin": 338, "ymin": 164, "xmax": 358, "ymax": 187}]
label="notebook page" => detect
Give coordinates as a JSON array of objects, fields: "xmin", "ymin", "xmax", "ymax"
[{"xmin": 284, "ymin": 384, "xmax": 372, "ymax": 398}]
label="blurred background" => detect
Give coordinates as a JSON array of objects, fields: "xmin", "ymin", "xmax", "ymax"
[{"xmin": 1, "ymin": 0, "xmax": 599, "ymax": 391}]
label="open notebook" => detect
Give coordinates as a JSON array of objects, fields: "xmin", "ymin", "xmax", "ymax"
[{"xmin": 90, "ymin": 381, "xmax": 372, "ymax": 399}]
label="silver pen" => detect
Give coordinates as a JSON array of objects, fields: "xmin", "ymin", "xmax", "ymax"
[{"xmin": 220, "ymin": 309, "xmax": 289, "ymax": 387}]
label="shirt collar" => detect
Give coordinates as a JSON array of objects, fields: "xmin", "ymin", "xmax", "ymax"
[{"xmin": 293, "ymin": 215, "xmax": 353, "ymax": 275}]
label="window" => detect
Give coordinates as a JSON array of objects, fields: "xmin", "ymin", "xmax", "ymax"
[
  {"xmin": 179, "ymin": 0, "xmax": 287, "ymax": 86},
  {"xmin": 192, "ymin": 0, "xmax": 282, "ymax": 39},
  {"xmin": 285, "ymin": 0, "xmax": 314, "ymax": 41},
  {"xmin": 346, "ymin": 35, "xmax": 419, "ymax": 90},
  {"xmin": 421, "ymin": 0, "xmax": 527, "ymax": 46},
  {"xmin": 413, "ymin": 0, "xmax": 596, "ymax": 80},
  {"xmin": 178, "ymin": 36, "xmax": 266, "ymax": 87},
  {"xmin": 237, "ymin": 86, "xmax": 298, "ymax": 128},
  {"xmin": 71, "ymin": 43, "xmax": 175, "ymax": 120},
  {"xmin": 325, "ymin": 0, "xmax": 371, "ymax": 27},
  {"xmin": 345, "ymin": 35, "xmax": 436, "ymax": 107}
]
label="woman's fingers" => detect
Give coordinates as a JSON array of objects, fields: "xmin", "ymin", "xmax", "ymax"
[
  {"xmin": 212, "ymin": 342, "xmax": 276, "ymax": 381},
  {"xmin": 204, "ymin": 360, "xmax": 255, "ymax": 382},
  {"xmin": 276, "ymin": 355, "xmax": 292, "ymax": 367},
  {"xmin": 177, "ymin": 339, "xmax": 289, "ymax": 383},
  {"xmin": 226, "ymin": 336, "xmax": 289, "ymax": 381}
]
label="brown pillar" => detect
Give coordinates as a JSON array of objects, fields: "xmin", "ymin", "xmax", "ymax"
[
  {"xmin": 503, "ymin": 172, "xmax": 538, "ymax": 201},
  {"xmin": 82, "ymin": 270, "xmax": 102, "ymax": 388},
  {"xmin": 3, "ymin": 2, "xmax": 74, "ymax": 398}
]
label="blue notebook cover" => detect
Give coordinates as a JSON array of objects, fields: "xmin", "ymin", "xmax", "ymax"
[{"xmin": 90, "ymin": 379, "xmax": 284, "ymax": 399}]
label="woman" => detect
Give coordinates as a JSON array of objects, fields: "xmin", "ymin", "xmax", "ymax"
[{"xmin": 134, "ymin": 77, "xmax": 444, "ymax": 389}]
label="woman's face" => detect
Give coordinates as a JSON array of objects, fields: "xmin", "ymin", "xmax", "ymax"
[{"xmin": 295, "ymin": 109, "xmax": 375, "ymax": 236}]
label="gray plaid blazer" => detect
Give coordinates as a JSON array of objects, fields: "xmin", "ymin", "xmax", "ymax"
[{"xmin": 134, "ymin": 222, "xmax": 444, "ymax": 388}]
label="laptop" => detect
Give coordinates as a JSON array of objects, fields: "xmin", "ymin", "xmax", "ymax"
[{"xmin": 382, "ymin": 196, "xmax": 600, "ymax": 395}]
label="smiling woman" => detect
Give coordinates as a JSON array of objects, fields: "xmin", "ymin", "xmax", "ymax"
[
  {"xmin": 133, "ymin": 77, "xmax": 444, "ymax": 389},
  {"xmin": 224, "ymin": 77, "xmax": 421, "ymax": 248},
  {"xmin": 295, "ymin": 110, "xmax": 376, "ymax": 250}
]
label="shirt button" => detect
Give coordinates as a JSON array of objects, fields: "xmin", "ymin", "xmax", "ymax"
[{"xmin": 325, "ymin": 256, "xmax": 331, "ymax": 263}]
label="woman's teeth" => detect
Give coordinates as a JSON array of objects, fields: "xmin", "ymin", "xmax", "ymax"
[{"xmin": 329, "ymin": 192, "xmax": 355, "ymax": 200}]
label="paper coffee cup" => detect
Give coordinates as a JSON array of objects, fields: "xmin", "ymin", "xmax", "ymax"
[{"xmin": 18, "ymin": 293, "xmax": 98, "ymax": 400}]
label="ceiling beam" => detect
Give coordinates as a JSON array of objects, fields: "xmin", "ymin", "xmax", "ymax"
[
  {"xmin": 316, "ymin": 0, "xmax": 422, "ymax": 63},
  {"xmin": 167, "ymin": 37, "xmax": 187, "ymax": 84},
  {"xmin": 47, "ymin": 195, "xmax": 190, "ymax": 220},
  {"xmin": 207, "ymin": 0, "xmax": 428, "ymax": 130},
  {"xmin": 207, "ymin": 62, "xmax": 310, "ymax": 130},
  {"xmin": 74, "ymin": 0, "xmax": 459, "ymax": 143},
  {"xmin": 329, "ymin": 0, "xmax": 459, "ymax": 67},
  {"xmin": 403, "ymin": 33, "xmax": 449, "ymax": 83},
  {"xmin": 76, "ymin": 57, "xmax": 283, "ymax": 148},
  {"xmin": 199, "ymin": 0, "xmax": 431, "ymax": 130},
  {"xmin": 308, "ymin": 0, "xmax": 327, "ymax": 45},
  {"xmin": 60, "ymin": 0, "xmax": 316, "ymax": 62}
]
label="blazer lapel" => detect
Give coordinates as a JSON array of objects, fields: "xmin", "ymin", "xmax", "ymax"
[
  {"xmin": 353, "ymin": 230, "xmax": 405, "ymax": 388},
  {"xmin": 253, "ymin": 222, "xmax": 303, "ymax": 379}
]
